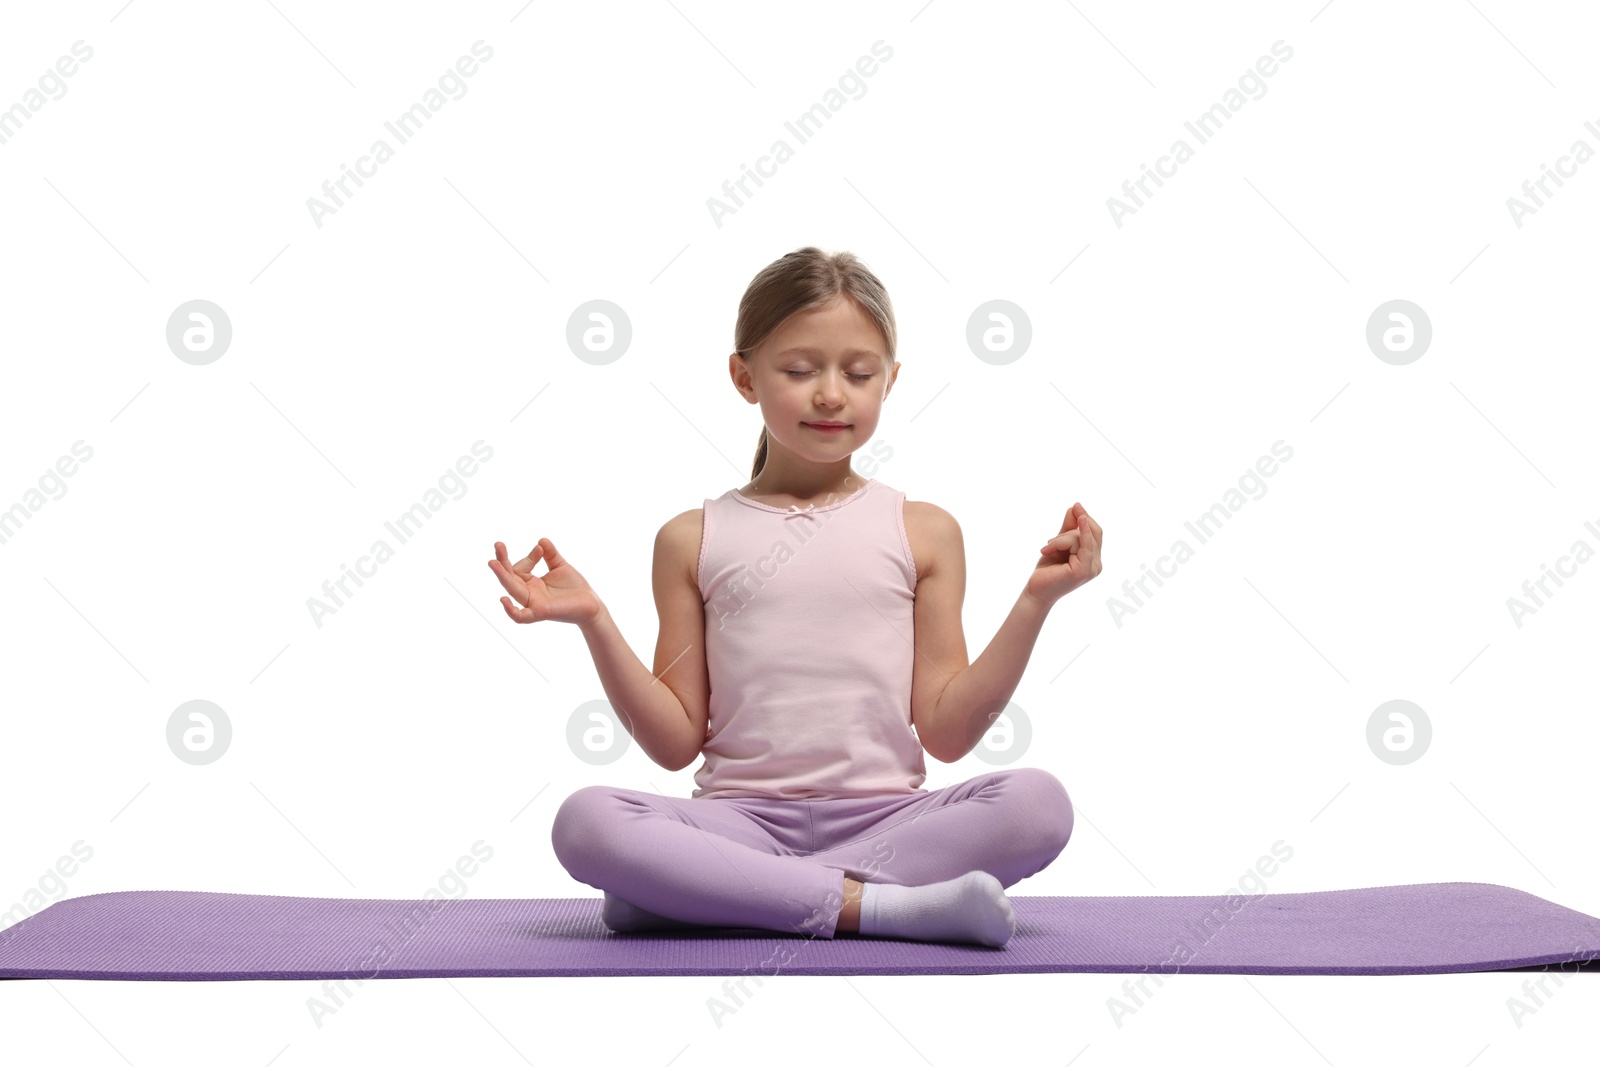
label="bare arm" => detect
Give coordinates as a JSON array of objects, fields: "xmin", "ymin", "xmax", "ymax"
[
  {"xmin": 488, "ymin": 520, "xmax": 707, "ymax": 773},
  {"xmin": 915, "ymin": 499, "xmax": 1103, "ymax": 761},
  {"xmin": 575, "ymin": 608, "xmax": 700, "ymax": 771},
  {"xmin": 908, "ymin": 502, "xmax": 1051, "ymax": 763},
  {"xmin": 575, "ymin": 512, "xmax": 708, "ymax": 772},
  {"xmin": 921, "ymin": 593, "xmax": 1051, "ymax": 762}
]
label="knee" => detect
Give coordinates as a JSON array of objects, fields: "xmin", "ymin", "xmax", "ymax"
[
  {"xmin": 1009, "ymin": 767, "xmax": 1074, "ymax": 858},
  {"xmin": 550, "ymin": 785, "xmax": 617, "ymax": 877}
]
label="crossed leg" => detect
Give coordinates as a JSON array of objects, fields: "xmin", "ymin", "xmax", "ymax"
[{"xmin": 555, "ymin": 768, "xmax": 1073, "ymax": 940}]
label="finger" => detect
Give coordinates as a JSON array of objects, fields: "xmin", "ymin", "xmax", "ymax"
[
  {"xmin": 500, "ymin": 596, "xmax": 534, "ymax": 623},
  {"xmin": 504, "ymin": 543, "xmax": 543, "ymax": 581},
  {"xmin": 538, "ymin": 538, "xmax": 566, "ymax": 569},
  {"xmin": 489, "ymin": 559, "xmax": 532, "ymax": 605},
  {"xmin": 1083, "ymin": 511, "xmax": 1102, "ymax": 547},
  {"xmin": 1072, "ymin": 506, "xmax": 1100, "ymax": 548},
  {"xmin": 492, "ymin": 543, "xmax": 531, "ymax": 575},
  {"xmin": 1040, "ymin": 531, "xmax": 1081, "ymax": 554}
]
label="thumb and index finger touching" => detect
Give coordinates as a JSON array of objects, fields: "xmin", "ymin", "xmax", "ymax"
[
  {"xmin": 1063, "ymin": 502, "xmax": 1102, "ymax": 545},
  {"xmin": 489, "ymin": 537, "xmax": 557, "ymax": 601}
]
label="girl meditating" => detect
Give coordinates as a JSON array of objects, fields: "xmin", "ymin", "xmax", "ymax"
[{"xmin": 488, "ymin": 246, "xmax": 1102, "ymax": 947}]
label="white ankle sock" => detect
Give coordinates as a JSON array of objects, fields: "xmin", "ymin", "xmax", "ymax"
[
  {"xmin": 856, "ymin": 871, "xmax": 1015, "ymax": 947},
  {"xmin": 600, "ymin": 891, "xmax": 701, "ymax": 933}
]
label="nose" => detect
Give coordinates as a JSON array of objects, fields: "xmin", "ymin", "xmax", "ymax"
[{"xmin": 815, "ymin": 371, "xmax": 847, "ymax": 406}]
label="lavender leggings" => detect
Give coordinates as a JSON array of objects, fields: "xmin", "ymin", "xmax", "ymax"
[{"xmin": 551, "ymin": 767, "xmax": 1074, "ymax": 939}]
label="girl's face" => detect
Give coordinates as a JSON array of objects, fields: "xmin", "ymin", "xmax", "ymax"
[{"xmin": 731, "ymin": 295, "xmax": 898, "ymax": 468}]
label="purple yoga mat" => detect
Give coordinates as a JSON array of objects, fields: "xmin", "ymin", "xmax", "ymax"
[{"xmin": 2, "ymin": 882, "xmax": 1597, "ymax": 980}]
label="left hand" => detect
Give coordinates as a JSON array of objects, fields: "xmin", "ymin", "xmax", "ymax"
[{"xmin": 1025, "ymin": 502, "xmax": 1103, "ymax": 607}]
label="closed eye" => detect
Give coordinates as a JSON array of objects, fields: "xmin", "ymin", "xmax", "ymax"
[{"xmin": 788, "ymin": 371, "xmax": 873, "ymax": 380}]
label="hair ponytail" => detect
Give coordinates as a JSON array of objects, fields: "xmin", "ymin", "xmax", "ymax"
[{"xmin": 751, "ymin": 427, "xmax": 769, "ymax": 479}]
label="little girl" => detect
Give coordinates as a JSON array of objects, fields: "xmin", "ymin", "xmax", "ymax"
[{"xmin": 488, "ymin": 247, "xmax": 1102, "ymax": 947}]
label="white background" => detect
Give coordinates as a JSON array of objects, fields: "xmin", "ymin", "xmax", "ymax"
[{"xmin": 2, "ymin": 0, "xmax": 1596, "ymax": 1062}]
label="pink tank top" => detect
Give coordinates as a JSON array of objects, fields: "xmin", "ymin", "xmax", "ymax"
[{"xmin": 691, "ymin": 477, "xmax": 929, "ymax": 801}]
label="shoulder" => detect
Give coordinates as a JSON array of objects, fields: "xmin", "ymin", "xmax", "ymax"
[
  {"xmin": 655, "ymin": 508, "xmax": 706, "ymax": 586},
  {"xmin": 902, "ymin": 499, "xmax": 962, "ymax": 582}
]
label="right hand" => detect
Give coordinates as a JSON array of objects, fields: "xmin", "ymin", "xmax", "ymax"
[{"xmin": 488, "ymin": 538, "xmax": 603, "ymax": 626}]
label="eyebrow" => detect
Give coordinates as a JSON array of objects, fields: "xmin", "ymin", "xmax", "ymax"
[{"xmin": 776, "ymin": 347, "xmax": 885, "ymax": 361}]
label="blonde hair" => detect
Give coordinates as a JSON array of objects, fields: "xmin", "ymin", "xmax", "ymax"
[{"xmin": 733, "ymin": 247, "xmax": 897, "ymax": 478}]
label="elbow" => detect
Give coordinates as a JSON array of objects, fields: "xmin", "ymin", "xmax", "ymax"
[
  {"xmin": 665, "ymin": 742, "xmax": 703, "ymax": 774},
  {"xmin": 639, "ymin": 732, "xmax": 694, "ymax": 773},
  {"xmin": 916, "ymin": 697, "xmax": 965, "ymax": 764},
  {"xmin": 917, "ymin": 731, "xmax": 962, "ymax": 765}
]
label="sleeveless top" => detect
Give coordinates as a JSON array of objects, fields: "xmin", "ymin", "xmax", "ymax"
[{"xmin": 690, "ymin": 477, "xmax": 929, "ymax": 801}]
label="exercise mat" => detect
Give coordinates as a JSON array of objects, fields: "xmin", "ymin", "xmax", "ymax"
[{"xmin": 3, "ymin": 882, "xmax": 1597, "ymax": 981}]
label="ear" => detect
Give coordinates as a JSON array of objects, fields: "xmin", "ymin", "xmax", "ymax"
[{"xmin": 729, "ymin": 351, "xmax": 757, "ymax": 402}]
